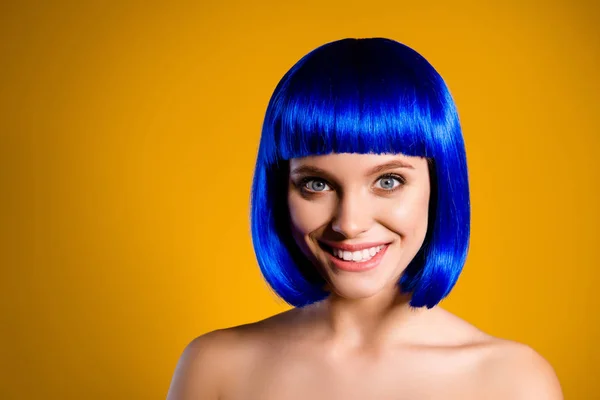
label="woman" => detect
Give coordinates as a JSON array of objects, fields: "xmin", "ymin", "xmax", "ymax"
[{"xmin": 167, "ymin": 38, "xmax": 562, "ymax": 399}]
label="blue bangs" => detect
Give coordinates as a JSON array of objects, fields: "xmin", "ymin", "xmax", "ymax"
[
  {"xmin": 251, "ymin": 38, "xmax": 470, "ymax": 308},
  {"xmin": 262, "ymin": 38, "xmax": 456, "ymax": 163}
]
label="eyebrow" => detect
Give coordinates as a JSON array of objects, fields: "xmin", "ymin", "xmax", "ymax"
[{"xmin": 290, "ymin": 160, "xmax": 415, "ymax": 177}]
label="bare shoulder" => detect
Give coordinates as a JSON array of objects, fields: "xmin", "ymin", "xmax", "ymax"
[
  {"xmin": 166, "ymin": 327, "xmax": 257, "ymax": 400},
  {"xmin": 166, "ymin": 312, "xmax": 296, "ymax": 400},
  {"xmin": 429, "ymin": 308, "xmax": 562, "ymax": 399},
  {"xmin": 478, "ymin": 337, "xmax": 563, "ymax": 399}
]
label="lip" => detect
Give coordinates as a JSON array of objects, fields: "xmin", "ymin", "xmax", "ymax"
[
  {"xmin": 318, "ymin": 240, "xmax": 391, "ymax": 251},
  {"xmin": 323, "ymin": 244, "xmax": 390, "ymax": 272}
]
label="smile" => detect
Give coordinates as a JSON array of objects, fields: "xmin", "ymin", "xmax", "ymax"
[
  {"xmin": 318, "ymin": 241, "xmax": 391, "ymax": 272},
  {"xmin": 328, "ymin": 245, "xmax": 385, "ymax": 262}
]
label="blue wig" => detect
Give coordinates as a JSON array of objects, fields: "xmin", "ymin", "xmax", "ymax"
[{"xmin": 250, "ymin": 38, "xmax": 470, "ymax": 308}]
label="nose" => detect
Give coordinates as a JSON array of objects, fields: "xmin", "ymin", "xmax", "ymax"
[{"xmin": 331, "ymin": 192, "xmax": 372, "ymax": 238}]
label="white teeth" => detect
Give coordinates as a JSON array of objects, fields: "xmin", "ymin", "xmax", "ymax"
[{"xmin": 330, "ymin": 245, "xmax": 385, "ymax": 262}]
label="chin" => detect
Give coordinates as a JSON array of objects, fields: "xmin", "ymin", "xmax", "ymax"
[{"xmin": 323, "ymin": 273, "xmax": 397, "ymax": 300}]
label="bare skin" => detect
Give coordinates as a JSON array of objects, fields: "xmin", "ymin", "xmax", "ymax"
[{"xmin": 167, "ymin": 153, "xmax": 563, "ymax": 399}]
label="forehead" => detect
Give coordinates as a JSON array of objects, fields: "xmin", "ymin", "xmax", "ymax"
[{"xmin": 289, "ymin": 152, "xmax": 428, "ymax": 174}]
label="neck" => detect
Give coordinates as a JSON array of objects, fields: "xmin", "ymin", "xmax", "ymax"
[{"xmin": 303, "ymin": 287, "xmax": 430, "ymax": 353}]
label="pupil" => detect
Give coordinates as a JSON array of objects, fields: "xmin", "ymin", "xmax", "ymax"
[
  {"xmin": 382, "ymin": 178, "xmax": 393, "ymax": 188},
  {"xmin": 312, "ymin": 181, "xmax": 324, "ymax": 191}
]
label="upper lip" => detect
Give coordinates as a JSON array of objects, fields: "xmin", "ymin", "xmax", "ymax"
[{"xmin": 318, "ymin": 240, "xmax": 391, "ymax": 251}]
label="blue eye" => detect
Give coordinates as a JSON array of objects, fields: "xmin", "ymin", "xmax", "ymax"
[
  {"xmin": 378, "ymin": 177, "xmax": 397, "ymax": 189},
  {"xmin": 304, "ymin": 179, "xmax": 330, "ymax": 192},
  {"xmin": 376, "ymin": 175, "xmax": 404, "ymax": 190}
]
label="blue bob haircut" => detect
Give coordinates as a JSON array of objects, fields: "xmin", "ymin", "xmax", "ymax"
[{"xmin": 250, "ymin": 38, "xmax": 470, "ymax": 309}]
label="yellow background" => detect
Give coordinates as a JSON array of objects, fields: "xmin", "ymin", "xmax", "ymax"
[{"xmin": 2, "ymin": 1, "xmax": 598, "ymax": 398}]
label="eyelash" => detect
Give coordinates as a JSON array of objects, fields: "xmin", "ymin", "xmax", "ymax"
[{"xmin": 297, "ymin": 174, "xmax": 406, "ymax": 195}]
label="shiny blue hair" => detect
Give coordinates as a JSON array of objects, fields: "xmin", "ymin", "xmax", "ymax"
[{"xmin": 250, "ymin": 38, "xmax": 470, "ymax": 308}]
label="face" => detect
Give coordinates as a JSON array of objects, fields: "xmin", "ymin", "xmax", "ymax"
[{"xmin": 287, "ymin": 152, "xmax": 431, "ymax": 300}]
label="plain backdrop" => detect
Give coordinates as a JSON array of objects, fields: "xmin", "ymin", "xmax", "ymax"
[{"xmin": 1, "ymin": 1, "xmax": 598, "ymax": 398}]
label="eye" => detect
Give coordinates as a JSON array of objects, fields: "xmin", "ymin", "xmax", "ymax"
[
  {"xmin": 301, "ymin": 178, "xmax": 331, "ymax": 192},
  {"xmin": 375, "ymin": 174, "xmax": 404, "ymax": 191}
]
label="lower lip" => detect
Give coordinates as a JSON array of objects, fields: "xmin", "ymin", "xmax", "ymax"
[{"xmin": 325, "ymin": 245, "xmax": 389, "ymax": 272}]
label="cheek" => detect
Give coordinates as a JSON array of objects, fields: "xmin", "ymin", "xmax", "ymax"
[
  {"xmin": 287, "ymin": 193, "xmax": 334, "ymax": 261},
  {"xmin": 287, "ymin": 193, "xmax": 332, "ymax": 237},
  {"xmin": 385, "ymin": 188, "xmax": 430, "ymax": 240}
]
